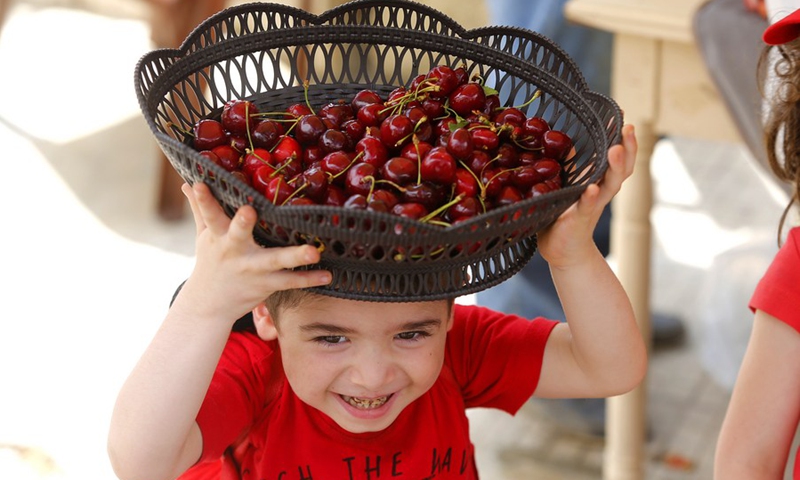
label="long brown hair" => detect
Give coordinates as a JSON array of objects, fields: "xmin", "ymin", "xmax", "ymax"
[{"xmin": 758, "ymin": 40, "xmax": 800, "ymax": 244}]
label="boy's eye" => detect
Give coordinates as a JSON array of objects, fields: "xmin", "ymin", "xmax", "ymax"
[
  {"xmin": 315, "ymin": 335, "xmax": 347, "ymax": 345},
  {"xmin": 396, "ymin": 331, "xmax": 431, "ymax": 341}
]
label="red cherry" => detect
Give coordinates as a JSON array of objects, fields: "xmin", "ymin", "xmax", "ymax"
[
  {"xmin": 295, "ymin": 115, "xmax": 327, "ymax": 145},
  {"xmin": 401, "ymin": 183, "xmax": 446, "ymax": 210},
  {"xmin": 482, "ymin": 94, "xmax": 501, "ymax": 116},
  {"xmin": 391, "ymin": 202, "xmax": 428, "ymax": 220},
  {"xmin": 381, "ymin": 156, "xmax": 418, "ymax": 185},
  {"xmin": 446, "ymin": 127, "xmax": 474, "ymax": 160},
  {"xmin": 470, "ymin": 128, "xmax": 500, "ymax": 152},
  {"xmin": 221, "ymin": 99, "xmax": 258, "ymax": 135},
  {"xmin": 466, "ymin": 150, "xmax": 492, "ymax": 174},
  {"xmin": 380, "ymin": 114, "xmax": 414, "ymax": 149},
  {"xmin": 287, "ymin": 103, "xmax": 313, "ymax": 118},
  {"xmin": 319, "ymin": 101, "xmax": 354, "ymax": 128},
  {"xmin": 272, "ymin": 136, "xmax": 302, "ymax": 165},
  {"xmin": 356, "ymin": 136, "xmax": 389, "ymax": 169},
  {"xmin": 357, "ymin": 103, "xmax": 388, "ymax": 127},
  {"xmin": 494, "ymin": 185, "xmax": 524, "ymax": 208},
  {"xmin": 345, "ymin": 162, "xmax": 376, "ymax": 197},
  {"xmin": 420, "ymin": 146, "xmax": 457, "ymax": 184},
  {"xmin": 370, "ymin": 188, "xmax": 399, "ymax": 209},
  {"xmin": 323, "ymin": 184, "xmax": 347, "ymax": 206},
  {"xmin": 351, "ymin": 89, "xmax": 383, "ymax": 111},
  {"xmin": 242, "ymin": 148, "xmax": 273, "ymax": 179},
  {"xmin": 251, "ymin": 119, "xmax": 282, "ymax": 149},
  {"xmin": 542, "ymin": 130, "xmax": 573, "ymax": 160},
  {"xmin": 321, "ymin": 151, "xmax": 354, "ymax": 181},
  {"xmin": 425, "ymin": 65, "xmax": 459, "ymax": 98},
  {"xmin": 448, "ymin": 82, "xmax": 486, "ymax": 116},
  {"xmin": 511, "ymin": 165, "xmax": 544, "ymax": 189},
  {"xmin": 210, "ymin": 144, "xmax": 241, "ymax": 172},
  {"xmin": 251, "ymin": 164, "xmax": 278, "ymax": 196},
  {"xmin": 494, "ymin": 143, "xmax": 519, "ymax": 168},
  {"xmin": 492, "ymin": 107, "xmax": 527, "ymax": 128},
  {"xmin": 532, "ymin": 158, "xmax": 562, "ymax": 181},
  {"xmin": 193, "ymin": 119, "xmax": 227, "ymax": 150},
  {"xmin": 447, "ymin": 196, "xmax": 481, "ymax": 223},
  {"xmin": 399, "ymin": 140, "xmax": 433, "ymax": 163},
  {"xmin": 454, "ymin": 168, "xmax": 479, "ymax": 198},
  {"xmin": 265, "ymin": 175, "xmax": 295, "ymax": 205},
  {"xmin": 295, "ymin": 165, "xmax": 329, "ymax": 202}
]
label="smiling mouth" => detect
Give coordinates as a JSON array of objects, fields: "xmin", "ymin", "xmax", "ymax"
[{"xmin": 341, "ymin": 394, "xmax": 392, "ymax": 409}]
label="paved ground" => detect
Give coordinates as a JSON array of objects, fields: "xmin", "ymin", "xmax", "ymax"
[{"xmin": 0, "ymin": 1, "xmax": 796, "ymax": 479}]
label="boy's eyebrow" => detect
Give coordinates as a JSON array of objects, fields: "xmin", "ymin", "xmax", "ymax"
[
  {"xmin": 300, "ymin": 323, "xmax": 357, "ymax": 335},
  {"xmin": 299, "ymin": 319, "xmax": 442, "ymax": 334}
]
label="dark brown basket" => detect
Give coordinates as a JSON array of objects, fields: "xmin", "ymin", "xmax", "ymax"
[{"xmin": 134, "ymin": 0, "xmax": 623, "ymax": 302}]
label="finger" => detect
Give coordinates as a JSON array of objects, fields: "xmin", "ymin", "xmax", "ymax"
[
  {"xmin": 260, "ymin": 244, "xmax": 325, "ymax": 272},
  {"xmin": 227, "ymin": 204, "xmax": 259, "ymax": 246},
  {"xmin": 192, "ymin": 183, "xmax": 232, "ymax": 236},
  {"xmin": 182, "ymin": 183, "xmax": 206, "ymax": 236},
  {"xmin": 266, "ymin": 269, "xmax": 333, "ymax": 291},
  {"xmin": 575, "ymin": 183, "xmax": 601, "ymax": 219}
]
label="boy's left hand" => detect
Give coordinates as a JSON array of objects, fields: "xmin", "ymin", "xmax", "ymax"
[{"xmin": 536, "ymin": 124, "xmax": 637, "ymax": 269}]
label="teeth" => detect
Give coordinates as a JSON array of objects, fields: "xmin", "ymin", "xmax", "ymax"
[{"xmin": 342, "ymin": 395, "xmax": 389, "ymax": 409}]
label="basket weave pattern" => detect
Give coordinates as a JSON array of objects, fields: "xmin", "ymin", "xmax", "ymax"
[{"xmin": 134, "ymin": 0, "xmax": 623, "ymax": 302}]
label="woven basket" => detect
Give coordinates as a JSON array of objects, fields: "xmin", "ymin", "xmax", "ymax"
[{"xmin": 134, "ymin": 0, "xmax": 623, "ymax": 302}]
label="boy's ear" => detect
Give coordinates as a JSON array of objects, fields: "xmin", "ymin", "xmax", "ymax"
[
  {"xmin": 252, "ymin": 303, "xmax": 279, "ymax": 341},
  {"xmin": 446, "ymin": 301, "xmax": 456, "ymax": 332}
]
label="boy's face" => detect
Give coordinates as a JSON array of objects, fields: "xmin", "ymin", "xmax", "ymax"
[{"xmin": 257, "ymin": 296, "xmax": 454, "ymax": 434}]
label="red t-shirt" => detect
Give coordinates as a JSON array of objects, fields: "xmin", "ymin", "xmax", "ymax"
[
  {"xmin": 179, "ymin": 304, "xmax": 558, "ymax": 480},
  {"xmin": 749, "ymin": 227, "xmax": 800, "ymax": 478}
]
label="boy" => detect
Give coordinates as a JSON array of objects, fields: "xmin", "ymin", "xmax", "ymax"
[{"xmin": 108, "ymin": 125, "xmax": 645, "ymax": 479}]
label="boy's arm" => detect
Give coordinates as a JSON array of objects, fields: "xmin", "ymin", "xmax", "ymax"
[
  {"xmin": 107, "ymin": 183, "xmax": 331, "ymax": 480},
  {"xmin": 534, "ymin": 125, "xmax": 648, "ymax": 399}
]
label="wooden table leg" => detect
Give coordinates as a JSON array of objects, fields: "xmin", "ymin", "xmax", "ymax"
[
  {"xmin": 603, "ymin": 33, "xmax": 657, "ymax": 480},
  {"xmin": 146, "ymin": 0, "xmax": 226, "ymax": 221}
]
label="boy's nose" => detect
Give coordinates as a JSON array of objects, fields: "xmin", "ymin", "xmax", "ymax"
[{"xmin": 349, "ymin": 346, "xmax": 396, "ymax": 391}]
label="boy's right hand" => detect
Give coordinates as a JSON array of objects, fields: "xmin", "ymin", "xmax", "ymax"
[{"xmin": 178, "ymin": 182, "xmax": 332, "ymax": 323}]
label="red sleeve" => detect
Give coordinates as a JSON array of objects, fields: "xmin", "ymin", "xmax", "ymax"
[
  {"xmin": 750, "ymin": 228, "xmax": 800, "ymax": 334},
  {"xmin": 195, "ymin": 332, "xmax": 280, "ymax": 462},
  {"xmin": 446, "ymin": 304, "xmax": 558, "ymax": 414}
]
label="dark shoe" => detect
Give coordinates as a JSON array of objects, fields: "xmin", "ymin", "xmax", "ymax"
[{"xmin": 652, "ymin": 312, "xmax": 685, "ymax": 348}]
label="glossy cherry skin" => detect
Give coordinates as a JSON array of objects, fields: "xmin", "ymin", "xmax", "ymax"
[
  {"xmin": 295, "ymin": 115, "xmax": 327, "ymax": 145},
  {"xmin": 318, "ymin": 129, "xmax": 349, "ymax": 153},
  {"xmin": 193, "ymin": 119, "xmax": 227, "ymax": 151},
  {"xmin": 210, "ymin": 144, "xmax": 241, "ymax": 172},
  {"xmin": 351, "ymin": 89, "xmax": 383, "ymax": 111},
  {"xmin": 251, "ymin": 163, "xmax": 278, "ymax": 196},
  {"xmin": 425, "ymin": 65, "xmax": 459, "ymax": 99},
  {"xmin": 295, "ymin": 165, "xmax": 329, "ymax": 202},
  {"xmin": 381, "ymin": 156, "xmax": 418, "ymax": 185},
  {"xmin": 420, "ymin": 146, "xmax": 457, "ymax": 184},
  {"xmin": 454, "ymin": 168, "xmax": 480, "ymax": 198},
  {"xmin": 532, "ymin": 158, "xmax": 562, "ymax": 181},
  {"xmin": 242, "ymin": 148, "xmax": 273, "ymax": 179},
  {"xmin": 355, "ymin": 137, "xmax": 389, "ymax": 169},
  {"xmin": 391, "ymin": 202, "xmax": 428, "ymax": 220},
  {"xmin": 446, "ymin": 127, "xmax": 473, "ymax": 160},
  {"xmin": 399, "ymin": 140, "xmax": 433, "ymax": 163},
  {"xmin": 380, "ymin": 114, "xmax": 414, "ymax": 149},
  {"xmin": 446, "ymin": 196, "xmax": 482, "ymax": 223},
  {"xmin": 251, "ymin": 119, "xmax": 282, "ymax": 149},
  {"xmin": 448, "ymin": 82, "xmax": 486, "ymax": 116},
  {"xmin": 542, "ymin": 130, "xmax": 573, "ymax": 160},
  {"xmin": 345, "ymin": 162, "xmax": 377, "ymax": 197},
  {"xmin": 265, "ymin": 175, "xmax": 295, "ymax": 205},
  {"xmin": 470, "ymin": 128, "xmax": 500, "ymax": 152},
  {"xmin": 221, "ymin": 99, "xmax": 258, "ymax": 135}
]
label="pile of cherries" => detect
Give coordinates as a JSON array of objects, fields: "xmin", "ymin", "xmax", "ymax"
[{"xmin": 188, "ymin": 64, "xmax": 573, "ymax": 227}]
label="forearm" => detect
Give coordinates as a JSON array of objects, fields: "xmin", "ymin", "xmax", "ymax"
[
  {"xmin": 108, "ymin": 294, "xmax": 235, "ymax": 480},
  {"xmin": 550, "ymin": 247, "xmax": 646, "ymax": 396}
]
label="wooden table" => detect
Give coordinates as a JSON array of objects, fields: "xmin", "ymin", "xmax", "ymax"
[{"xmin": 563, "ymin": 0, "xmax": 740, "ymax": 478}]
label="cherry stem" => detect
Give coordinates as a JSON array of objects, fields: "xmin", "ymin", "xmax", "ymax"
[
  {"xmin": 280, "ymin": 183, "xmax": 308, "ymax": 206},
  {"xmin": 420, "ymin": 194, "xmax": 464, "ymax": 223},
  {"xmin": 303, "ymin": 79, "xmax": 316, "ymax": 115},
  {"xmin": 328, "ymin": 151, "xmax": 365, "ymax": 182}
]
